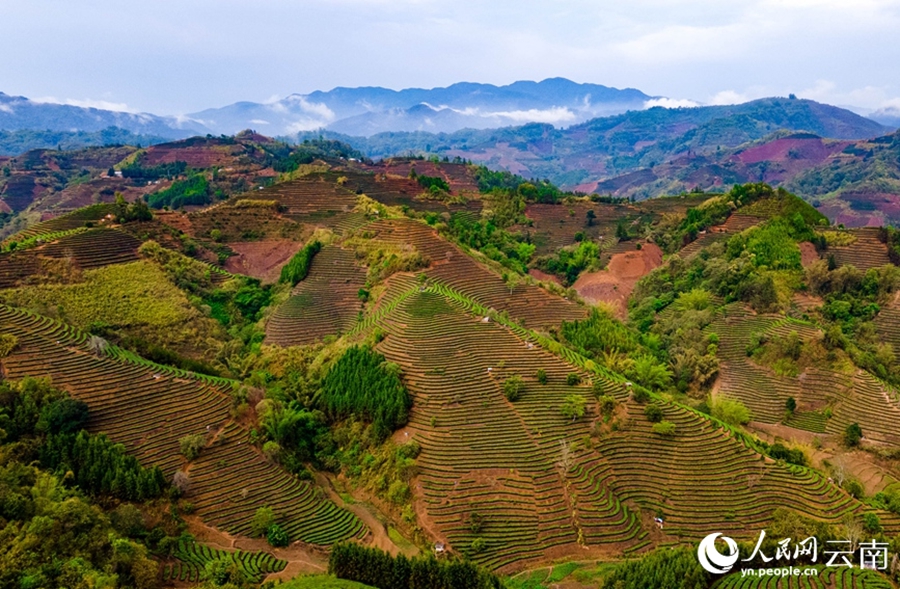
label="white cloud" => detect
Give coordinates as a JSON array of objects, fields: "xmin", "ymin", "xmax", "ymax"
[
  {"xmin": 644, "ymin": 97, "xmax": 699, "ymax": 109},
  {"xmin": 0, "ymin": 103, "xmax": 13, "ymax": 114},
  {"xmin": 285, "ymin": 119, "xmax": 328, "ymax": 134},
  {"xmin": 490, "ymin": 107, "xmax": 577, "ymax": 124},
  {"xmin": 31, "ymin": 96, "xmax": 136, "ymax": 112},
  {"xmin": 249, "ymin": 119, "xmax": 270, "ymax": 125},
  {"xmin": 281, "ymin": 95, "xmax": 336, "ymax": 122}
]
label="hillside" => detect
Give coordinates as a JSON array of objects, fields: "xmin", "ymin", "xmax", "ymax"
[
  {"xmin": 322, "ymin": 97, "xmax": 889, "ymax": 183},
  {"xmin": 576, "ymin": 130, "xmax": 900, "ymax": 227},
  {"xmin": 2, "ymin": 140, "xmax": 900, "ymax": 589}
]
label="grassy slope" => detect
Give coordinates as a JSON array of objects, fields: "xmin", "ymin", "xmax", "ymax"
[{"xmin": 0, "ymin": 259, "xmax": 226, "ymax": 362}]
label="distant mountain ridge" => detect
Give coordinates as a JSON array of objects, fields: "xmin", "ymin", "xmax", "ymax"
[
  {"xmin": 0, "ymin": 92, "xmax": 203, "ymax": 138},
  {"xmin": 188, "ymin": 78, "xmax": 652, "ymax": 136},
  {"xmin": 318, "ymin": 97, "xmax": 892, "ymax": 188}
]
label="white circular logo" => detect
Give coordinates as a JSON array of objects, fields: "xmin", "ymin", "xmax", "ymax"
[{"xmin": 697, "ymin": 533, "xmax": 739, "ymax": 574}]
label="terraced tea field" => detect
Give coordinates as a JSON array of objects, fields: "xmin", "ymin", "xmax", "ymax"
[
  {"xmin": 0, "ymin": 305, "xmax": 365, "ymax": 545},
  {"xmin": 710, "ymin": 310, "xmax": 900, "ymax": 445},
  {"xmin": 874, "ymin": 294, "xmax": 900, "ymax": 351},
  {"xmin": 517, "ymin": 202, "xmax": 633, "ymax": 255},
  {"xmin": 38, "ymin": 227, "xmax": 141, "ymax": 269},
  {"xmin": 713, "ymin": 566, "xmax": 894, "ymax": 589},
  {"xmin": 260, "ymin": 174, "xmax": 358, "ymax": 215},
  {"xmin": 162, "ymin": 539, "xmax": 287, "ymax": 584},
  {"xmin": 375, "ymin": 290, "xmax": 643, "ymax": 570},
  {"xmin": 1, "ymin": 203, "xmax": 116, "ymax": 244},
  {"xmin": 366, "ymin": 287, "xmax": 876, "ymax": 571},
  {"xmin": 364, "ymin": 219, "xmax": 587, "ymax": 329},
  {"xmin": 0, "ymin": 226, "xmax": 142, "ymax": 287},
  {"xmin": 340, "ymin": 170, "xmax": 483, "ymax": 215},
  {"xmin": 829, "ymin": 227, "xmax": 892, "ymax": 270},
  {"xmin": 266, "ymin": 245, "xmax": 367, "ymax": 346}
]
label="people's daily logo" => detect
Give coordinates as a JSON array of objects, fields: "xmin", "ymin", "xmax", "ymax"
[{"xmin": 698, "ymin": 533, "xmax": 740, "ymax": 574}]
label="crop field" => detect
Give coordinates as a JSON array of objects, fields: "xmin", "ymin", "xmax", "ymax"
[
  {"xmin": 363, "ymin": 219, "xmax": 587, "ymax": 329},
  {"xmin": 37, "ymin": 227, "xmax": 142, "ymax": 269},
  {"xmin": 0, "ymin": 305, "xmax": 365, "ymax": 545},
  {"xmin": 162, "ymin": 539, "xmax": 287, "ymax": 584},
  {"xmin": 260, "ymin": 173, "xmax": 358, "ymax": 215},
  {"xmin": 636, "ymin": 193, "xmax": 711, "ymax": 216},
  {"xmin": 339, "ymin": 171, "xmax": 483, "ymax": 215},
  {"xmin": 709, "ymin": 310, "xmax": 900, "ymax": 445},
  {"xmin": 364, "ymin": 285, "xmax": 879, "ymax": 571},
  {"xmin": 594, "ymin": 401, "xmax": 861, "ymax": 537},
  {"xmin": 2, "ymin": 202, "xmax": 117, "ymax": 244},
  {"xmin": 138, "ymin": 138, "xmax": 247, "ymax": 168},
  {"xmin": 517, "ymin": 202, "xmax": 633, "ymax": 255},
  {"xmin": 828, "ymin": 227, "xmax": 892, "ymax": 270},
  {"xmin": 266, "ymin": 245, "xmax": 367, "ymax": 346},
  {"xmin": 360, "ymin": 160, "xmax": 481, "ymax": 194},
  {"xmin": 874, "ymin": 296, "xmax": 900, "ymax": 351},
  {"xmin": 712, "ymin": 566, "xmax": 894, "ymax": 589},
  {"xmin": 187, "ymin": 203, "xmax": 308, "ymax": 242},
  {"xmin": 374, "ymin": 289, "xmax": 643, "ymax": 570},
  {"xmin": 0, "ymin": 226, "xmax": 142, "ymax": 288}
]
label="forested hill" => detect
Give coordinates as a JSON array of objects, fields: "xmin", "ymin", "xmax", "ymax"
[{"xmin": 309, "ymin": 97, "xmax": 892, "ymax": 189}]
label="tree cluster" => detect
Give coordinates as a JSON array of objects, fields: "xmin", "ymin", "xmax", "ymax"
[
  {"xmin": 279, "ymin": 240, "xmax": 322, "ymax": 286},
  {"xmin": 146, "ymin": 174, "xmax": 214, "ymax": 209},
  {"xmin": 328, "ymin": 543, "xmax": 503, "ymax": 589},
  {"xmin": 319, "ymin": 346, "xmax": 412, "ymax": 441}
]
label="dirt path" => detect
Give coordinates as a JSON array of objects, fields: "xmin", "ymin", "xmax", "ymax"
[
  {"xmin": 183, "ymin": 516, "xmax": 328, "ymax": 581},
  {"xmin": 573, "ymin": 242, "xmax": 662, "ymax": 317},
  {"xmin": 313, "ymin": 472, "xmax": 416, "ymax": 557}
]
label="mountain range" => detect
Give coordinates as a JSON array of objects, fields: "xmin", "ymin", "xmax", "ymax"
[
  {"xmin": 0, "ymin": 79, "xmax": 651, "ymax": 141},
  {"xmin": 188, "ymin": 78, "xmax": 651, "ymax": 136}
]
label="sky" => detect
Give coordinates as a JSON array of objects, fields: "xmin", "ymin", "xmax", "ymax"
[{"xmin": 3, "ymin": 0, "xmax": 900, "ymax": 116}]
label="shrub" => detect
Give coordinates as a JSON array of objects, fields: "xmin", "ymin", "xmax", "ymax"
[
  {"xmin": 470, "ymin": 537, "xmax": 486, "ymax": 554},
  {"xmin": 266, "ymin": 523, "xmax": 290, "ymax": 547},
  {"xmin": 536, "ymin": 368, "xmax": 548, "ymax": 384},
  {"xmin": 644, "ymin": 404, "xmax": 664, "ymax": 423},
  {"xmin": 631, "ymin": 387, "xmax": 650, "ymax": 404},
  {"xmin": 179, "ymin": 434, "xmax": 205, "ymax": 460},
  {"xmin": 652, "ymin": 421, "xmax": 676, "ymax": 436},
  {"xmin": 785, "ymin": 396, "xmax": 797, "ymax": 413},
  {"xmin": 173, "ymin": 471, "xmax": 191, "ymax": 496},
  {"xmin": 844, "ymin": 422, "xmax": 863, "ymax": 447},
  {"xmin": 843, "ymin": 478, "xmax": 864, "ymax": 499},
  {"xmin": 863, "ymin": 512, "xmax": 882, "ymax": 534},
  {"xmin": 251, "ymin": 507, "xmax": 276, "ymax": 538},
  {"xmin": 561, "ymin": 395, "xmax": 586, "ymax": 422},
  {"xmin": 767, "ymin": 443, "xmax": 806, "ymax": 466},
  {"xmin": 0, "ymin": 333, "xmax": 18, "ymax": 357},
  {"xmin": 598, "ymin": 395, "xmax": 617, "ymax": 416},
  {"xmin": 566, "ymin": 373, "xmax": 581, "ymax": 386},
  {"xmin": 503, "ymin": 375, "xmax": 524, "ymax": 401},
  {"xmin": 711, "ymin": 398, "xmax": 751, "ymax": 426},
  {"xmin": 279, "ymin": 240, "xmax": 322, "ymax": 286}
]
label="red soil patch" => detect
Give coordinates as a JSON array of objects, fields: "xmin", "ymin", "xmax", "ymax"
[
  {"xmin": 225, "ymin": 239, "xmax": 305, "ymax": 283},
  {"xmin": 529, "ymin": 268, "xmax": 562, "ymax": 285},
  {"xmin": 573, "ymin": 242, "xmax": 663, "ymax": 316},
  {"xmin": 798, "ymin": 241, "xmax": 820, "ymax": 267},
  {"xmin": 734, "ymin": 136, "xmax": 847, "ymax": 166},
  {"xmin": 155, "ymin": 210, "xmax": 195, "ymax": 235}
]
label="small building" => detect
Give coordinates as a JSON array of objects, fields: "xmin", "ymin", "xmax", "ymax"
[{"xmin": 434, "ymin": 542, "xmax": 446, "ymax": 555}]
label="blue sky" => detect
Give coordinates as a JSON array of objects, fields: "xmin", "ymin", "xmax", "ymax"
[{"xmin": 3, "ymin": 0, "xmax": 900, "ymax": 115}]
